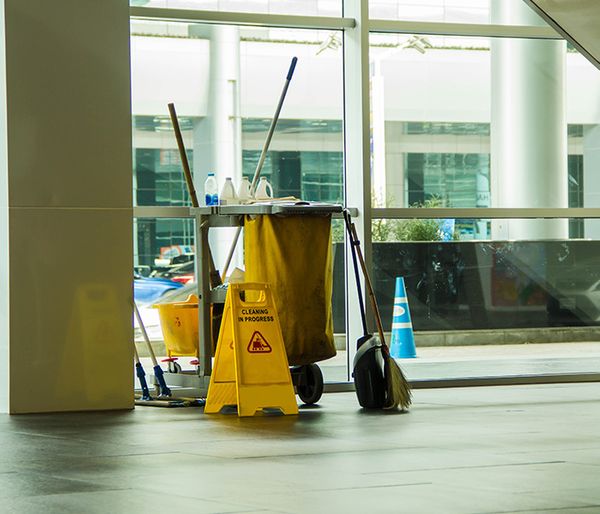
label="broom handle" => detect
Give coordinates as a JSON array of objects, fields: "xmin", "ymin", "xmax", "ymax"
[
  {"xmin": 349, "ymin": 223, "xmax": 388, "ymax": 348},
  {"xmin": 343, "ymin": 211, "xmax": 368, "ymax": 337},
  {"xmin": 168, "ymin": 102, "xmax": 222, "ymax": 287},
  {"xmin": 220, "ymin": 57, "xmax": 298, "ymax": 282}
]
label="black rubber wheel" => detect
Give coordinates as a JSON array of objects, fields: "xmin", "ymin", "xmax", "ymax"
[
  {"xmin": 167, "ymin": 361, "xmax": 182, "ymax": 374},
  {"xmin": 296, "ymin": 364, "xmax": 324, "ymax": 405}
]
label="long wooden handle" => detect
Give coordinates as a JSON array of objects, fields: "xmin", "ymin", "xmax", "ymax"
[
  {"xmin": 167, "ymin": 103, "xmax": 222, "ymax": 287},
  {"xmin": 168, "ymin": 103, "xmax": 199, "ymax": 208},
  {"xmin": 350, "ymin": 223, "xmax": 387, "ymax": 347}
]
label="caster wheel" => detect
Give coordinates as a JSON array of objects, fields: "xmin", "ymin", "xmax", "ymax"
[
  {"xmin": 168, "ymin": 361, "xmax": 182, "ymax": 374},
  {"xmin": 296, "ymin": 364, "xmax": 324, "ymax": 405}
]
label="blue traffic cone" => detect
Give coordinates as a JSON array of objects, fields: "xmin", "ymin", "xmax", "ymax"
[{"xmin": 389, "ymin": 277, "xmax": 417, "ymax": 358}]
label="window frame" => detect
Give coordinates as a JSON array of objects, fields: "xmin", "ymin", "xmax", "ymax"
[{"xmin": 131, "ymin": 1, "xmax": 600, "ymax": 388}]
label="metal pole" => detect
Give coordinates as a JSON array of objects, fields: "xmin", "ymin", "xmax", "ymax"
[{"xmin": 220, "ymin": 56, "xmax": 298, "ymax": 281}]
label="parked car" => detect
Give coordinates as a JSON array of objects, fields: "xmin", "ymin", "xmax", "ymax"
[
  {"xmin": 134, "ymin": 273, "xmax": 184, "ymax": 305},
  {"xmin": 151, "ymin": 260, "xmax": 195, "ymax": 284}
]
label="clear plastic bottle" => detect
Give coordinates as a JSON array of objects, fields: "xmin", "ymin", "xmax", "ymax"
[
  {"xmin": 254, "ymin": 176, "xmax": 273, "ymax": 200},
  {"xmin": 204, "ymin": 172, "xmax": 218, "ymax": 206},
  {"xmin": 220, "ymin": 177, "xmax": 238, "ymax": 205},
  {"xmin": 237, "ymin": 177, "xmax": 252, "ymax": 204}
]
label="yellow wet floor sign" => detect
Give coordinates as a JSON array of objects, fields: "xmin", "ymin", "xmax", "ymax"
[{"xmin": 205, "ymin": 282, "xmax": 298, "ymax": 416}]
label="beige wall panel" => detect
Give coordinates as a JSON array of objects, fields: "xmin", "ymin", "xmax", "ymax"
[
  {"xmin": 5, "ymin": 0, "xmax": 132, "ymax": 209},
  {"xmin": 9, "ymin": 208, "xmax": 133, "ymax": 414},
  {"xmin": 0, "ymin": 0, "xmax": 8, "ymax": 413}
]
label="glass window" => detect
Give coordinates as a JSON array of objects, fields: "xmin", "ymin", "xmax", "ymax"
[
  {"xmin": 371, "ymin": 218, "xmax": 600, "ymax": 381},
  {"xmin": 368, "ymin": 0, "xmax": 549, "ymax": 26},
  {"xmin": 131, "ymin": 0, "xmax": 342, "ymax": 17},
  {"xmin": 370, "ymin": 34, "xmax": 599, "ymax": 221},
  {"xmin": 132, "ymin": 21, "xmax": 346, "ymax": 382}
]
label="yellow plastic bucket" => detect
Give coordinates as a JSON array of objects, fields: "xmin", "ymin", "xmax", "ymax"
[{"xmin": 154, "ymin": 294, "xmax": 199, "ymax": 357}]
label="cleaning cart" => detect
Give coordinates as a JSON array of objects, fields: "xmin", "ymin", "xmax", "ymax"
[{"xmin": 155, "ymin": 201, "xmax": 343, "ymax": 405}]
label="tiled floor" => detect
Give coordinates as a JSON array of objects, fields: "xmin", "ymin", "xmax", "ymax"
[
  {"xmin": 155, "ymin": 342, "xmax": 600, "ymax": 383},
  {"xmin": 2, "ymin": 383, "xmax": 600, "ymax": 513}
]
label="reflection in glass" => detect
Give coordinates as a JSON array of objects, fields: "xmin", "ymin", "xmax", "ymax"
[
  {"xmin": 368, "ymin": 223, "xmax": 600, "ymax": 331},
  {"xmin": 362, "ymin": 227, "xmax": 600, "ymax": 381}
]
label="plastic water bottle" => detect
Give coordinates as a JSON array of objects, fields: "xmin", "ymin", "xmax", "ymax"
[
  {"xmin": 220, "ymin": 177, "xmax": 238, "ymax": 205},
  {"xmin": 204, "ymin": 172, "xmax": 218, "ymax": 206}
]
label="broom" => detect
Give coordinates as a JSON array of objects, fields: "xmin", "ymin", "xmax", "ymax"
[{"xmin": 349, "ymin": 222, "xmax": 412, "ymax": 410}]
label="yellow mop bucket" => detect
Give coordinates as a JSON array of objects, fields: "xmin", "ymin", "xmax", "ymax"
[{"xmin": 153, "ymin": 294, "xmax": 199, "ymax": 357}]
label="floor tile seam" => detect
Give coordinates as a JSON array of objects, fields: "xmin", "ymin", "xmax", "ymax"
[
  {"xmin": 226, "ymin": 445, "xmax": 429, "ymax": 460},
  {"xmin": 128, "ymin": 484, "xmax": 277, "ymax": 511},
  {"xmin": 360, "ymin": 460, "xmax": 567, "ymax": 475},
  {"xmin": 7, "ymin": 431, "xmax": 163, "ymax": 448},
  {"xmin": 500, "ymin": 446, "xmax": 600, "ymax": 456},
  {"xmin": 0, "ymin": 483, "xmax": 132, "ymax": 500},
  {"xmin": 412, "ymin": 399, "xmax": 600, "ymax": 410},
  {"xmin": 311, "ymin": 481, "xmax": 433, "ymax": 492},
  {"xmin": 519, "ymin": 489, "xmax": 600, "ymax": 500},
  {"xmin": 481, "ymin": 502, "xmax": 600, "ymax": 514},
  {"xmin": 41, "ymin": 450, "xmax": 185, "ymax": 461}
]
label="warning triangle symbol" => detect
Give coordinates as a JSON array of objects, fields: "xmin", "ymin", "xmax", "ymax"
[{"xmin": 247, "ymin": 331, "xmax": 272, "ymax": 353}]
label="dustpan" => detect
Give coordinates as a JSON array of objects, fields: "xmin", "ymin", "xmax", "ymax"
[{"xmin": 344, "ymin": 211, "xmax": 387, "ymax": 409}]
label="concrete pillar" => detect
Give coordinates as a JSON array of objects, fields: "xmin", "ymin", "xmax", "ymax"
[
  {"xmin": 192, "ymin": 25, "xmax": 242, "ymax": 272},
  {"xmin": 490, "ymin": 0, "xmax": 568, "ymax": 240},
  {"xmin": 371, "ymin": 72, "xmax": 386, "ymax": 205},
  {"xmin": 475, "ymin": 170, "xmax": 490, "ymax": 239},
  {"xmin": 0, "ymin": 0, "xmax": 133, "ymax": 413},
  {"xmin": 583, "ymin": 125, "xmax": 600, "ymax": 238}
]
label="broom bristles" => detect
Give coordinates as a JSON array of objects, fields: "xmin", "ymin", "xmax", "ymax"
[{"xmin": 383, "ymin": 354, "xmax": 412, "ymax": 410}]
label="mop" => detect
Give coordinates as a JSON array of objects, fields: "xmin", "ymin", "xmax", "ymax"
[{"xmin": 133, "ymin": 302, "xmax": 191, "ymax": 407}]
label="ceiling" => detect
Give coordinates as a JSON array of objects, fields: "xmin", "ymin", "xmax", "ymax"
[{"xmin": 524, "ymin": 0, "xmax": 600, "ymax": 69}]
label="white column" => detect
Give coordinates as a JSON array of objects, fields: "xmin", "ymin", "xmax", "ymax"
[
  {"xmin": 371, "ymin": 69, "xmax": 387, "ymax": 206},
  {"xmin": 193, "ymin": 25, "xmax": 242, "ymax": 273},
  {"xmin": 0, "ymin": 0, "xmax": 133, "ymax": 413},
  {"xmin": 583, "ymin": 125, "xmax": 600, "ymax": 238},
  {"xmin": 475, "ymin": 170, "xmax": 490, "ymax": 239},
  {"xmin": 491, "ymin": 0, "xmax": 568, "ymax": 240},
  {"xmin": 193, "ymin": 25, "xmax": 241, "ymax": 187},
  {"xmin": 383, "ymin": 121, "xmax": 406, "ymax": 208}
]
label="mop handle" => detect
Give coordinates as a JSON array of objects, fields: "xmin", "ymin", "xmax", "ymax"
[
  {"xmin": 133, "ymin": 343, "xmax": 141, "ymax": 364},
  {"xmin": 168, "ymin": 103, "xmax": 199, "ymax": 208},
  {"xmin": 250, "ymin": 56, "xmax": 297, "ymax": 194},
  {"xmin": 221, "ymin": 56, "xmax": 298, "ymax": 281},
  {"xmin": 168, "ymin": 102, "xmax": 222, "ymax": 287},
  {"xmin": 350, "ymin": 223, "xmax": 388, "ymax": 348},
  {"xmin": 343, "ymin": 211, "xmax": 369, "ymax": 337},
  {"xmin": 134, "ymin": 301, "xmax": 159, "ymax": 367}
]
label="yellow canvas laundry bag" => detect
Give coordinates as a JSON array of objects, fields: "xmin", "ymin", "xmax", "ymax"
[{"xmin": 244, "ymin": 214, "xmax": 336, "ymax": 365}]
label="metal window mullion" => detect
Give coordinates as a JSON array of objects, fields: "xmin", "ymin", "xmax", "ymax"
[
  {"xmin": 343, "ymin": 0, "xmax": 371, "ymax": 382},
  {"xmin": 134, "ymin": 206, "xmax": 193, "ymax": 218},
  {"xmin": 372, "ymin": 207, "xmax": 600, "ymax": 219},
  {"xmin": 130, "ymin": 6, "xmax": 355, "ymax": 30},
  {"xmin": 369, "ymin": 19, "xmax": 561, "ymax": 39}
]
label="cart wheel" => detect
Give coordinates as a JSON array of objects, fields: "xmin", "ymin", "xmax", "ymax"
[
  {"xmin": 296, "ymin": 364, "xmax": 324, "ymax": 405},
  {"xmin": 168, "ymin": 361, "xmax": 182, "ymax": 374}
]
